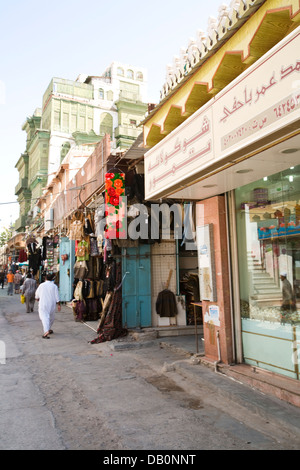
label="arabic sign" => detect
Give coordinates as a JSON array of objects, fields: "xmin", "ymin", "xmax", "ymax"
[
  {"xmin": 145, "ymin": 109, "xmax": 213, "ymax": 199},
  {"xmin": 144, "ymin": 28, "xmax": 300, "ymax": 200},
  {"xmin": 221, "ymin": 91, "xmax": 300, "ymax": 150},
  {"xmin": 215, "ymin": 31, "xmax": 300, "ymax": 154}
]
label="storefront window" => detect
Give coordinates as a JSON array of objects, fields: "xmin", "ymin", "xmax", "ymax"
[{"xmin": 235, "ymin": 164, "xmax": 300, "ymax": 380}]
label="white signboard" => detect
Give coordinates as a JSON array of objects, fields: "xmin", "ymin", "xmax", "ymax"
[
  {"xmin": 214, "ymin": 29, "xmax": 300, "ymax": 158},
  {"xmin": 145, "ymin": 109, "xmax": 213, "ymax": 200},
  {"xmin": 144, "ymin": 28, "xmax": 300, "ymax": 200}
]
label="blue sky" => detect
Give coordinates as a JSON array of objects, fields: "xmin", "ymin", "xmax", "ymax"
[{"xmin": 0, "ymin": 0, "xmax": 226, "ymax": 231}]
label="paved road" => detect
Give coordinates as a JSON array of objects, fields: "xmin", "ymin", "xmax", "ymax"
[{"xmin": 1, "ymin": 285, "xmax": 300, "ymax": 452}]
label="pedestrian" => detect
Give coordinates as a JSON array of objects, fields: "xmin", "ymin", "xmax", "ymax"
[
  {"xmin": 20, "ymin": 271, "xmax": 25, "ymax": 287},
  {"xmin": 280, "ymin": 272, "xmax": 296, "ymax": 323},
  {"xmin": 21, "ymin": 273, "xmax": 37, "ymax": 313},
  {"xmin": 14, "ymin": 270, "xmax": 23, "ymax": 294},
  {"xmin": 35, "ymin": 272, "xmax": 61, "ymax": 339},
  {"xmin": 6, "ymin": 270, "xmax": 14, "ymax": 296},
  {"xmin": 0, "ymin": 270, "xmax": 4, "ymax": 289}
]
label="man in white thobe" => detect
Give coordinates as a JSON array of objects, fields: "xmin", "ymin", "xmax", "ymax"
[{"xmin": 35, "ymin": 273, "xmax": 61, "ymax": 338}]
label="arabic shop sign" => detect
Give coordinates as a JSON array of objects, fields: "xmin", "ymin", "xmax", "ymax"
[
  {"xmin": 144, "ymin": 28, "xmax": 300, "ymax": 200},
  {"xmin": 215, "ymin": 30, "xmax": 300, "ymax": 153},
  {"xmin": 145, "ymin": 110, "xmax": 214, "ymax": 199}
]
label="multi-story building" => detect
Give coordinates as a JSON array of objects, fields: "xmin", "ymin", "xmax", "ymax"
[{"xmin": 14, "ymin": 62, "xmax": 148, "ymax": 232}]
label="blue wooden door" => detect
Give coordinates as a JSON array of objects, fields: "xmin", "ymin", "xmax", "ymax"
[
  {"xmin": 59, "ymin": 237, "xmax": 75, "ymax": 302},
  {"xmin": 122, "ymin": 245, "xmax": 151, "ymax": 328}
]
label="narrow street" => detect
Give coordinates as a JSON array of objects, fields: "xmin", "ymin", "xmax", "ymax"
[{"xmin": 0, "ymin": 286, "xmax": 300, "ymax": 452}]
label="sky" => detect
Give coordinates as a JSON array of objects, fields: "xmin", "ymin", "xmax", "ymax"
[{"xmin": 0, "ymin": 0, "xmax": 227, "ymax": 232}]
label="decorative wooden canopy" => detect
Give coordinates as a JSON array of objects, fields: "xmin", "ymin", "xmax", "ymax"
[{"xmin": 144, "ymin": 0, "xmax": 300, "ymax": 147}]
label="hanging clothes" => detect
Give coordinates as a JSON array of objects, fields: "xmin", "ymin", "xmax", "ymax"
[
  {"xmin": 28, "ymin": 249, "xmax": 41, "ymax": 276},
  {"xmin": 91, "ymin": 263, "xmax": 127, "ymax": 344},
  {"xmin": 18, "ymin": 250, "xmax": 27, "ymax": 263},
  {"xmin": 68, "ymin": 219, "xmax": 84, "ymax": 240},
  {"xmin": 90, "ymin": 236, "xmax": 99, "ymax": 256},
  {"xmin": 76, "ymin": 240, "xmax": 89, "ymax": 261},
  {"xmin": 74, "ymin": 280, "xmax": 84, "ymax": 300},
  {"xmin": 74, "ymin": 261, "xmax": 88, "ymax": 280},
  {"xmin": 84, "ymin": 213, "xmax": 94, "ymax": 235},
  {"xmin": 156, "ymin": 289, "xmax": 178, "ymax": 317}
]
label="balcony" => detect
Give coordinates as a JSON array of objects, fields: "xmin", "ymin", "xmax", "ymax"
[
  {"xmin": 118, "ymin": 90, "xmax": 142, "ymax": 103},
  {"xmin": 14, "ymin": 215, "xmax": 26, "ymax": 231},
  {"xmin": 15, "ymin": 178, "xmax": 28, "ymax": 195},
  {"xmin": 114, "ymin": 125, "xmax": 141, "ymax": 140}
]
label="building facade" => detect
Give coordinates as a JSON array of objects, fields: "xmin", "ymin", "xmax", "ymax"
[
  {"xmin": 143, "ymin": 0, "xmax": 300, "ymax": 388},
  {"xmin": 14, "ymin": 62, "xmax": 148, "ymax": 233}
]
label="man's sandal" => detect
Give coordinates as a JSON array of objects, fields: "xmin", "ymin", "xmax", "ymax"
[{"xmin": 42, "ymin": 333, "xmax": 50, "ymax": 339}]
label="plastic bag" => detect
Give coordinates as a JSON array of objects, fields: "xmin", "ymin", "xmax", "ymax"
[{"xmin": 20, "ymin": 294, "xmax": 25, "ymax": 304}]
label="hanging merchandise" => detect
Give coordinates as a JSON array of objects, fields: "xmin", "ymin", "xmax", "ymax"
[
  {"xmin": 104, "ymin": 170, "xmax": 126, "ymax": 240},
  {"xmin": 73, "ymin": 299, "xmax": 87, "ymax": 322},
  {"xmin": 74, "ymin": 280, "xmax": 84, "ymax": 300},
  {"xmin": 90, "ymin": 262, "xmax": 127, "ymax": 344},
  {"xmin": 89, "ymin": 236, "xmax": 99, "ymax": 256},
  {"xmin": 156, "ymin": 289, "xmax": 178, "ymax": 318},
  {"xmin": 76, "ymin": 239, "xmax": 89, "ymax": 261},
  {"xmin": 84, "ymin": 213, "xmax": 95, "ymax": 236},
  {"xmin": 45, "ymin": 237, "xmax": 55, "ymax": 272},
  {"xmin": 27, "ymin": 239, "xmax": 41, "ymax": 276},
  {"xmin": 97, "ymin": 292, "xmax": 112, "ymax": 330},
  {"xmin": 74, "ymin": 260, "xmax": 88, "ymax": 279},
  {"xmin": 18, "ymin": 249, "xmax": 27, "ymax": 263},
  {"xmin": 68, "ymin": 212, "xmax": 84, "ymax": 240},
  {"xmin": 61, "ymin": 253, "xmax": 69, "ymax": 265}
]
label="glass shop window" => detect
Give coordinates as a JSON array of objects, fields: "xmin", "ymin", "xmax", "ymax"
[{"xmin": 235, "ymin": 164, "xmax": 300, "ymax": 380}]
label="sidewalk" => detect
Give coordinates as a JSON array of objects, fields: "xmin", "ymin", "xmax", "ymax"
[
  {"xmin": 79, "ymin": 314, "xmax": 300, "ymax": 438},
  {"xmin": 2, "ymin": 285, "xmax": 300, "ymax": 411},
  {"xmin": 79, "ymin": 310, "xmax": 300, "ymax": 409},
  {"xmin": 1, "ymin": 286, "xmax": 300, "ymax": 449}
]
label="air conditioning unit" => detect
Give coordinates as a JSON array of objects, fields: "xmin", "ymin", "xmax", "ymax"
[{"xmin": 44, "ymin": 208, "xmax": 54, "ymax": 231}]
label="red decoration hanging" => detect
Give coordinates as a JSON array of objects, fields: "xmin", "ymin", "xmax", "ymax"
[{"xmin": 105, "ymin": 170, "xmax": 126, "ymax": 239}]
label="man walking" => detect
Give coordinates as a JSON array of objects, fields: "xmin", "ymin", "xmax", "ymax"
[
  {"xmin": 6, "ymin": 270, "xmax": 14, "ymax": 296},
  {"xmin": 21, "ymin": 273, "xmax": 37, "ymax": 313},
  {"xmin": 14, "ymin": 270, "xmax": 23, "ymax": 294},
  {"xmin": 35, "ymin": 273, "xmax": 61, "ymax": 339}
]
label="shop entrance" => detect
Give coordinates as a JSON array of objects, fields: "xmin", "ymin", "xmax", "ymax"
[
  {"xmin": 59, "ymin": 237, "xmax": 75, "ymax": 302},
  {"xmin": 121, "ymin": 245, "xmax": 151, "ymax": 328}
]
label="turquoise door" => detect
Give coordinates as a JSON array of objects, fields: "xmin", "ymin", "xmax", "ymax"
[
  {"xmin": 122, "ymin": 245, "xmax": 151, "ymax": 328},
  {"xmin": 59, "ymin": 237, "xmax": 75, "ymax": 302}
]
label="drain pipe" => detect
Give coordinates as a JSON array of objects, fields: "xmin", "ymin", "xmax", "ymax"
[{"xmin": 214, "ymin": 330, "xmax": 221, "ymax": 372}]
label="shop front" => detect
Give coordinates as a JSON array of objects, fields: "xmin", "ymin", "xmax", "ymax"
[
  {"xmin": 234, "ymin": 165, "xmax": 300, "ymax": 379},
  {"xmin": 143, "ymin": 28, "xmax": 300, "ymax": 377}
]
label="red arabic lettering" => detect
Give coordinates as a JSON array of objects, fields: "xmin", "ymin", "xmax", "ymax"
[{"xmin": 273, "ymin": 94, "xmax": 300, "ymax": 118}]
